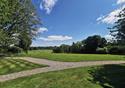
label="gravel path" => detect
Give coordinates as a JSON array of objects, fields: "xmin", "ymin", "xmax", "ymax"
[{"xmin": 0, "ymin": 57, "xmax": 125, "ymax": 82}]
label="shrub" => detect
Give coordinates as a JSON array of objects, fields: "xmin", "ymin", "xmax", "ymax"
[
  {"xmin": 53, "ymin": 45, "xmax": 70, "ymax": 53},
  {"xmin": 8, "ymin": 46, "xmax": 22, "ymax": 54},
  {"xmin": 108, "ymin": 46, "xmax": 125, "ymax": 55},
  {"xmin": 96, "ymin": 48, "xmax": 108, "ymax": 54},
  {"xmin": 53, "ymin": 47, "xmax": 61, "ymax": 53}
]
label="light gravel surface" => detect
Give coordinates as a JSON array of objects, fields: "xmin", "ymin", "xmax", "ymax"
[{"xmin": 0, "ymin": 57, "xmax": 125, "ymax": 82}]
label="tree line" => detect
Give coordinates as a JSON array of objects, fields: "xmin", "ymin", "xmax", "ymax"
[
  {"xmin": 30, "ymin": 46, "xmax": 54, "ymax": 50},
  {"xmin": 53, "ymin": 35, "xmax": 125, "ymax": 54}
]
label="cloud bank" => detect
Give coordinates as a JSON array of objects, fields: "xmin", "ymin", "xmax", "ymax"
[
  {"xmin": 38, "ymin": 27, "xmax": 48, "ymax": 33},
  {"xmin": 34, "ymin": 27, "xmax": 73, "ymax": 41},
  {"xmin": 32, "ymin": 27, "xmax": 48, "ymax": 35},
  {"xmin": 39, "ymin": 35, "xmax": 72, "ymax": 41}
]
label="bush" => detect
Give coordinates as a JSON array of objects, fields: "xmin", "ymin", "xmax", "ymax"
[
  {"xmin": 108, "ymin": 46, "xmax": 125, "ymax": 55},
  {"xmin": 8, "ymin": 46, "xmax": 22, "ymax": 54},
  {"xmin": 53, "ymin": 47, "xmax": 61, "ymax": 53},
  {"xmin": 96, "ymin": 48, "xmax": 108, "ymax": 54},
  {"xmin": 53, "ymin": 45, "xmax": 70, "ymax": 53}
]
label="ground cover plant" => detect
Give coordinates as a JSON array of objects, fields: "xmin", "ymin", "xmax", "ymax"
[
  {"xmin": 0, "ymin": 58, "xmax": 47, "ymax": 75},
  {"xmin": 1, "ymin": 64, "xmax": 125, "ymax": 88},
  {"xmin": 21, "ymin": 50, "xmax": 125, "ymax": 62}
]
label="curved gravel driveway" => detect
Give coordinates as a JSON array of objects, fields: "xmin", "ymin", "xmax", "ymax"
[{"xmin": 0, "ymin": 57, "xmax": 125, "ymax": 82}]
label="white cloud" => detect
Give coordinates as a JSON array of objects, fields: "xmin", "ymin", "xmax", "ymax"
[
  {"xmin": 117, "ymin": 0, "xmax": 125, "ymax": 4},
  {"xmin": 40, "ymin": 0, "xmax": 58, "ymax": 14},
  {"xmin": 32, "ymin": 27, "xmax": 48, "ymax": 34},
  {"xmin": 97, "ymin": 5, "xmax": 125, "ymax": 24},
  {"xmin": 104, "ymin": 35, "xmax": 116, "ymax": 42},
  {"xmin": 97, "ymin": 9, "xmax": 121, "ymax": 24},
  {"xmin": 96, "ymin": 15, "xmax": 105, "ymax": 22},
  {"xmin": 104, "ymin": 35, "xmax": 114, "ymax": 40},
  {"xmin": 38, "ymin": 27, "xmax": 48, "ymax": 33},
  {"xmin": 97, "ymin": 0, "xmax": 125, "ymax": 24},
  {"xmin": 39, "ymin": 35, "xmax": 72, "ymax": 41}
]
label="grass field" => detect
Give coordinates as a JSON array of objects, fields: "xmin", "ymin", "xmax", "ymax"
[
  {"xmin": 1, "ymin": 64, "xmax": 125, "ymax": 88},
  {"xmin": 21, "ymin": 50, "xmax": 125, "ymax": 62},
  {"xmin": 0, "ymin": 58, "xmax": 47, "ymax": 75}
]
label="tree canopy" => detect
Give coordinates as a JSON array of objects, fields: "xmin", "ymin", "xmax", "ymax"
[
  {"xmin": 0, "ymin": 0, "xmax": 41, "ymax": 53},
  {"xmin": 84, "ymin": 35, "xmax": 107, "ymax": 53}
]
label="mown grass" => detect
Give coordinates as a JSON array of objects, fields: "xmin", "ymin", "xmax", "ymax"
[
  {"xmin": 0, "ymin": 58, "xmax": 47, "ymax": 75},
  {"xmin": 1, "ymin": 64, "xmax": 125, "ymax": 88},
  {"xmin": 21, "ymin": 50, "xmax": 125, "ymax": 62}
]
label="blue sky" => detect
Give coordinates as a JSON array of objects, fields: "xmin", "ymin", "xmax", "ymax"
[{"xmin": 31, "ymin": 0, "xmax": 125, "ymax": 46}]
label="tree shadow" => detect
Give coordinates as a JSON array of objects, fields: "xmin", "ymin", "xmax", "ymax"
[{"xmin": 89, "ymin": 64, "xmax": 125, "ymax": 88}]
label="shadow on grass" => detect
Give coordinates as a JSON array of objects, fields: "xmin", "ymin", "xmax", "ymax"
[{"xmin": 89, "ymin": 64, "xmax": 125, "ymax": 88}]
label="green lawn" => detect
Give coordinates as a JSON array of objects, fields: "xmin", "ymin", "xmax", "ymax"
[
  {"xmin": 21, "ymin": 50, "xmax": 125, "ymax": 62},
  {"xmin": 0, "ymin": 58, "xmax": 47, "ymax": 75},
  {"xmin": 1, "ymin": 64, "xmax": 125, "ymax": 88}
]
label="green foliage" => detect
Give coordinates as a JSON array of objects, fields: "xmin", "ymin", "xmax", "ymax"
[
  {"xmin": 0, "ymin": 30, "xmax": 16, "ymax": 54},
  {"xmin": 0, "ymin": 0, "xmax": 41, "ymax": 54},
  {"xmin": 84, "ymin": 35, "xmax": 107, "ymax": 53},
  {"xmin": 8, "ymin": 46, "xmax": 22, "ymax": 54},
  {"xmin": 96, "ymin": 48, "xmax": 108, "ymax": 54},
  {"xmin": 18, "ymin": 32, "xmax": 32, "ymax": 53},
  {"xmin": 53, "ymin": 47, "xmax": 62, "ymax": 53},
  {"xmin": 30, "ymin": 46, "xmax": 54, "ymax": 50},
  {"xmin": 0, "ymin": 30, "xmax": 14, "ymax": 47},
  {"xmin": 53, "ymin": 35, "xmax": 107, "ymax": 54},
  {"xmin": 53, "ymin": 44, "xmax": 70, "ymax": 53},
  {"xmin": 70, "ymin": 42, "xmax": 83, "ymax": 53},
  {"xmin": 108, "ymin": 46, "xmax": 125, "ymax": 55}
]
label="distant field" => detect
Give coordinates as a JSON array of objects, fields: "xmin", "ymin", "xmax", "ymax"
[
  {"xmin": 0, "ymin": 58, "xmax": 46, "ymax": 75},
  {"xmin": 21, "ymin": 50, "xmax": 125, "ymax": 62},
  {"xmin": 1, "ymin": 64, "xmax": 125, "ymax": 88}
]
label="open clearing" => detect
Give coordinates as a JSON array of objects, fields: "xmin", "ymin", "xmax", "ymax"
[{"xmin": 0, "ymin": 51, "xmax": 124, "ymax": 87}]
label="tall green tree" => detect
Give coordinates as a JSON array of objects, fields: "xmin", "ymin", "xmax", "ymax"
[
  {"xmin": 84, "ymin": 35, "xmax": 106, "ymax": 53},
  {"xmin": 0, "ymin": 0, "xmax": 40, "ymax": 53}
]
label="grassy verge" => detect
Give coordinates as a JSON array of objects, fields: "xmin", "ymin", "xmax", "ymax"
[
  {"xmin": 20, "ymin": 50, "xmax": 125, "ymax": 62},
  {"xmin": 0, "ymin": 58, "xmax": 47, "ymax": 75},
  {"xmin": 1, "ymin": 64, "xmax": 125, "ymax": 88}
]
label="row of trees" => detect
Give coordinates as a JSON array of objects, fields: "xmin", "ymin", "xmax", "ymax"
[
  {"xmin": 53, "ymin": 35, "xmax": 125, "ymax": 54},
  {"xmin": 0, "ymin": 0, "xmax": 40, "ymax": 55},
  {"xmin": 53, "ymin": 35, "xmax": 108, "ymax": 54},
  {"xmin": 30, "ymin": 46, "xmax": 54, "ymax": 50}
]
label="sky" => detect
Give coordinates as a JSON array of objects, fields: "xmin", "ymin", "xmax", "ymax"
[{"xmin": 31, "ymin": 0, "xmax": 125, "ymax": 46}]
